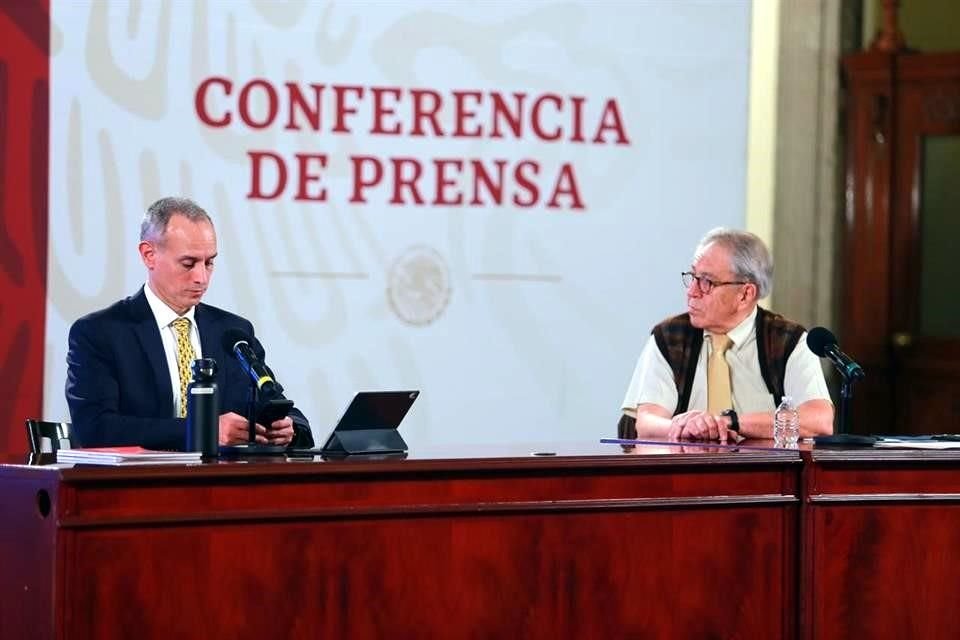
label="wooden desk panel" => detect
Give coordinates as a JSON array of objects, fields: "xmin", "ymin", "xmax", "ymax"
[
  {"xmin": 65, "ymin": 505, "xmax": 796, "ymax": 639},
  {"xmin": 0, "ymin": 468, "xmax": 60, "ymax": 640},
  {"xmin": 0, "ymin": 444, "xmax": 800, "ymax": 640},
  {"xmin": 802, "ymin": 449, "xmax": 960, "ymax": 640}
]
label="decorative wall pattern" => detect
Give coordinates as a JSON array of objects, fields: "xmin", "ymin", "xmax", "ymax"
[{"xmin": 0, "ymin": 1, "xmax": 48, "ymax": 454}]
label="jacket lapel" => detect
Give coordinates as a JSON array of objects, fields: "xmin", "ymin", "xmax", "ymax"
[
  {"xmin": 129, "ymin": 287, "xmax": 174, "ymax": 413},
  {"xmin": 195, "ymin": 304, "xmax": 225, "ymax": 378}
]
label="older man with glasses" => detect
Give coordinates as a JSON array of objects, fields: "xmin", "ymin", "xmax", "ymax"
[{"xmin": 619, "ymin": 228, "xmax": 834, "ymax": 443}]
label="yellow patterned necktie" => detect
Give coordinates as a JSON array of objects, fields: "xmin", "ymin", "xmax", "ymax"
[
  {"xmin": 707, "ymin": 334, "xmax": 733, "ymax": 415},
  {"xmin": 171, "ymin": 317, "xmax": 196, "ymax": 417}
]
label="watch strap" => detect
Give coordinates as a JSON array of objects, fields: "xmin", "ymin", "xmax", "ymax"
[{"xmin": 721, "ymin": 408, "xmax": 740, "ymax": 433}]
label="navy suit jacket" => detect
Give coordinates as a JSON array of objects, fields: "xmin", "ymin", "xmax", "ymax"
[{"xmin": 66, "ymin": 287, "xmax": 313, "ymax": 450}]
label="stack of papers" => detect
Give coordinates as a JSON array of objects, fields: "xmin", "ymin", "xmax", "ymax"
[
  {"xmin": 57, "ymin": 447, "xmax": 202, "ymax": 465},
  {"xmin": 873, "ymin": 438, "xmax": 960, "ymax": 450}
]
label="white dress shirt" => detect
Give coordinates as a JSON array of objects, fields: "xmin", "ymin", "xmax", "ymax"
[
  {"xmin": 621, "ymin": 306, "xmax": 831, "ymax": 417},
  {"xmin": 143, "ymin": 283, "xmax": 203, "ymax": 418}
]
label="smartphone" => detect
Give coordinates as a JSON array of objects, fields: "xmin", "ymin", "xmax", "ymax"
[{"xmin": 256, "ymin": 398, "xmax": 294, "ymax": 426}]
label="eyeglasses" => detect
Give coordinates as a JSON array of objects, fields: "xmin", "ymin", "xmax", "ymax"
[{"xmin": 681, "ymin": 271, "xmax": 747, "ymax": 295}]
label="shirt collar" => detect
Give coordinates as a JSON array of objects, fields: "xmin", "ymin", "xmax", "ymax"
[
  {"xmin": 143, "ymin": 281, "xmax": 197, "ymax": 329},
  {"xmin": 706, "ymin": 305, "xmax": 757, "ymax": 351}
]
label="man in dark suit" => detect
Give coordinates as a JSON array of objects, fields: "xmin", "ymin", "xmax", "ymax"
[{"xmin": 66, "ymin": 196, "xmax": 313, "ymax": 450}]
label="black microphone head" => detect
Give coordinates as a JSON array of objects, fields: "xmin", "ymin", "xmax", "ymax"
[
  {"xmin": 806, "ymin": 326, "xmax": 838, "ymax": 357},
  {"xmin": 221, "ymin": 328, "xmax": 251, "ymax": 354}
]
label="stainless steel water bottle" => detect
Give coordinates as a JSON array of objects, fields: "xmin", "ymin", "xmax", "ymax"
[{"xmin": 185, "ymin": 358, "xmax": 219, "ymax": 457}]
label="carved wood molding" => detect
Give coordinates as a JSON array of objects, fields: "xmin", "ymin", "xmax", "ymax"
[{"xmin": 869, "ymin": 0, "xmax": 906, "ymax": 53}]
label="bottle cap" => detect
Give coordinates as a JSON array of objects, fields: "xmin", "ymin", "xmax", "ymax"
[{"xmin": 191, "ymin": 358, "xmax": 218, "ymax": 381}]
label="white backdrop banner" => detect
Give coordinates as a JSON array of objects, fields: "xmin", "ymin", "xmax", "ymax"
[{"xmin": 45, "ymin": 0, "xmax": 750, "ymax": 446}]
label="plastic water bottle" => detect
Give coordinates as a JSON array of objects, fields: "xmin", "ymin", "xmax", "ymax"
[
  {"xmin": 186, "ymin": 358, "xmax": 220, "ymax": 457},
  {"xmin": 774, "ymin": 395, "xmax": 800, "ymax": 448}
]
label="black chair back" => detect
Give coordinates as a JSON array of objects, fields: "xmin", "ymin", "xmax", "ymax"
[{"xmin": 25, "ymin": 420, "xmax": 74, "ymax": 454}]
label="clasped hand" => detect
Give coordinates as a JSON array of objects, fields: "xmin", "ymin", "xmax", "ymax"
[{"xmin": 667, "ymin": 410, "xmax": 739, "ymax": 444}]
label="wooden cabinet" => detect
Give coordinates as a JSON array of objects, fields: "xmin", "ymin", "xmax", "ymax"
[{"xmin": 841, "ymin": 47, "xmax": 960, "ymax": 434}]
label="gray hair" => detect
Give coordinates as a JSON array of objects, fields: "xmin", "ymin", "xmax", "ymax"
[
  {"xmin": 140, "ymin": 197, "xmax": 212, "ymax": 243},
  {"xmin": 695, "ymin": 227, "xmax": 773, "ymax": 298}
]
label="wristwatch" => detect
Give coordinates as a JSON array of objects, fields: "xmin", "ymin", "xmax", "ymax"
[{"xmin": 720, "ymin": 408, "xmax": 740, "ymax": 433}]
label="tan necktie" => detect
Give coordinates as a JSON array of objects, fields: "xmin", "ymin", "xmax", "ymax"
[
  {"xmin": 171, "ymin": 317, "xmax": 196, "ymax": 417},
  {"xmin": 707, "ymin": 334, "xmax": 733, "ymax": 414}
]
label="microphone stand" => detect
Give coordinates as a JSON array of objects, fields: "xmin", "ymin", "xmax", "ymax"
[
  {"xmin": 835, "ymin": 364, "xmax": 865, "ymax": 435},
  {"xmin": 838, "ymin": 376, "xmax": 854, "ymax": 435},
  {"xmin": 247, "ymin": 382, "xmax": 259, "ymax": 443}
]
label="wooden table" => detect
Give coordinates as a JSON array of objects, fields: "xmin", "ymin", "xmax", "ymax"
[{"xmin": 0, "ymin": 442, "xmax": 800, "ymax": 640}]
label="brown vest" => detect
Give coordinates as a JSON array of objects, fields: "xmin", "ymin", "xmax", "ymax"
[{"xmin": 618, "ymin": 307, "xmax": 805, "ymax": 439}]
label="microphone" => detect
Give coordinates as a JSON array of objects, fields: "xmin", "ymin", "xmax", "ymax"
[
  {"xmin": 806, "ymin": 327, "xmax": 865, "ymax": 380},
  {"xmin": 221, "ymin": 328, "xmax": 281, "ymax": 396}
]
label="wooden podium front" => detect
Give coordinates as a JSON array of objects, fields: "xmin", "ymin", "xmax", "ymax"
[{"xmin": 0, "ymin": 443, "xmax": 800, "ymax": 640}]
